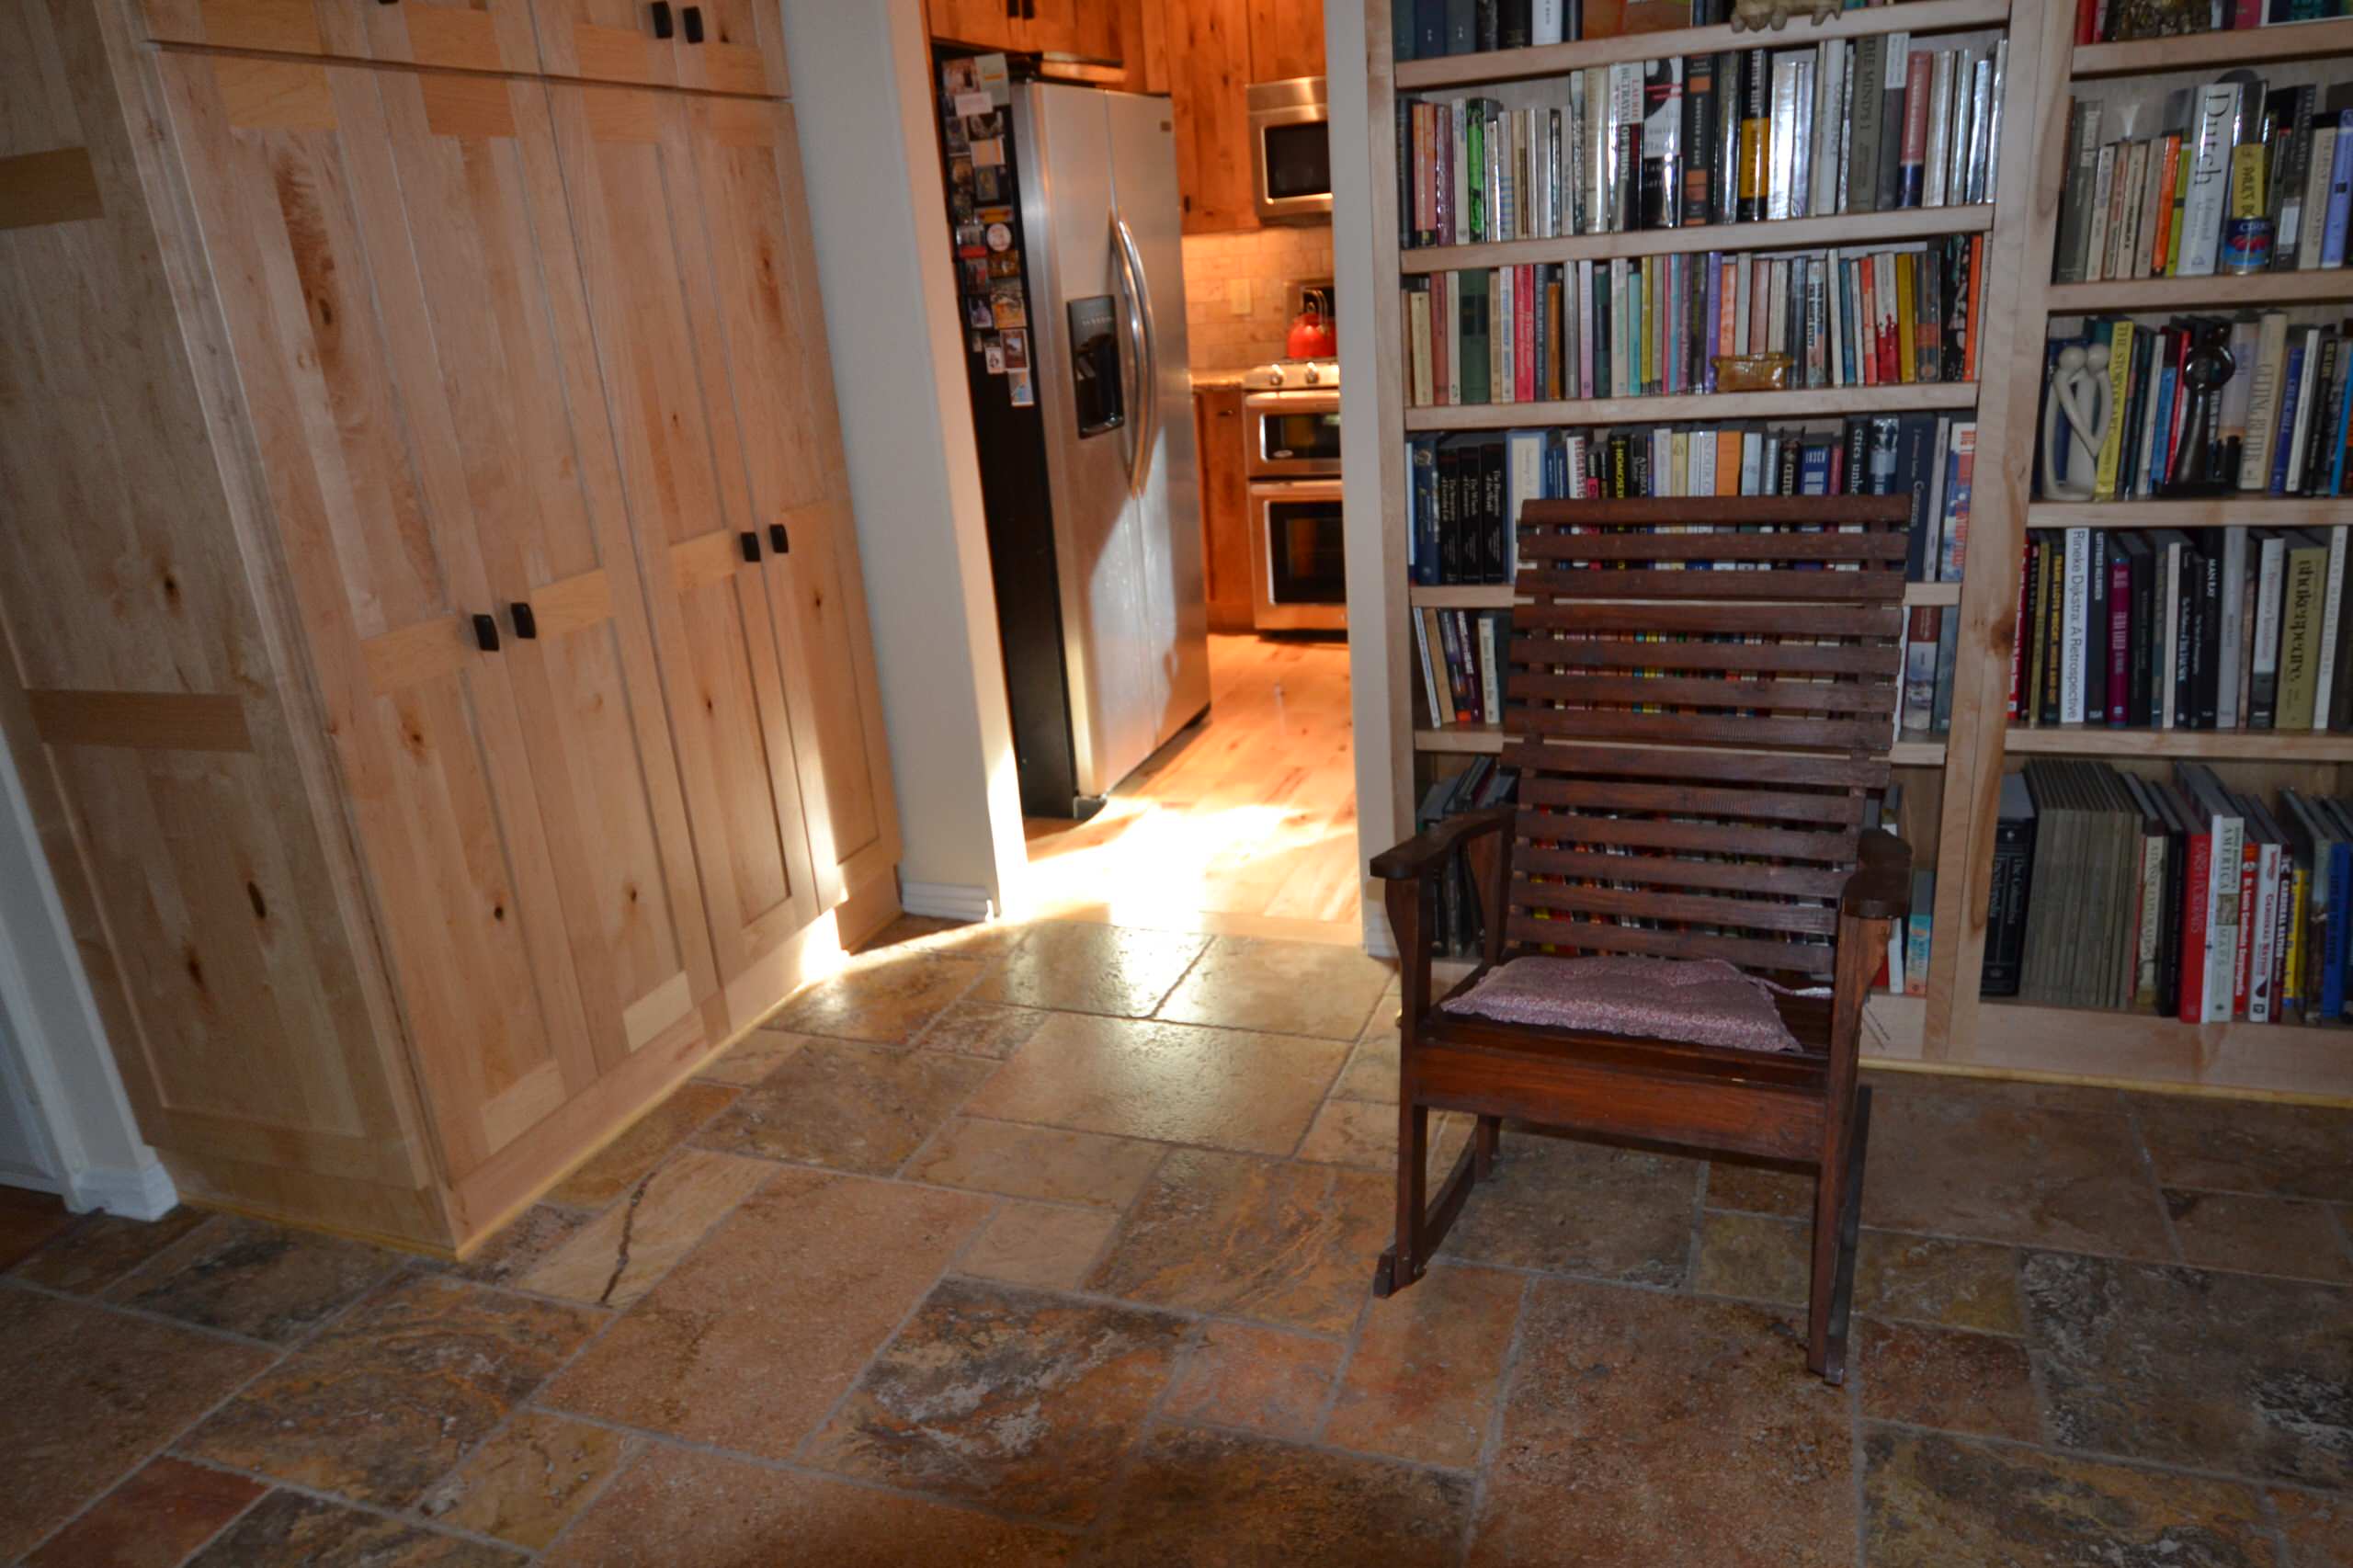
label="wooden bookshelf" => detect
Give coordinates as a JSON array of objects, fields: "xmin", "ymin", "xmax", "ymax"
[
  {"xmin": 1404, "ymin": 381, "xmax": 1978, "ymax": 432},
  {"xmin": 2044, "ymin": 271, "xmax": 2353, "ymax": 312},
  {"xmin": 1347, "ymin": 0, "xmax": 2351, "ymax": 1102},
  {"xmin": 1392, "ymin": 0, "xmax": 2010, "ymax": 87},
  {"xmin": 2069, "ymin": 14, "xmax": 2353, "ymax": 77},
  {"xmin": 1398, "ymin": 205, "xmax": 1995, "ymax": 274},
  {"xmin": 2026, "ymin": 498, "xmax": 2353, "ymax": 528}
]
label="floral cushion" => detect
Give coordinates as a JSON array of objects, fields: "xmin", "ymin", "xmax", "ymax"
[{"xmin": 1439, "ymin": 954, "xmax": 1802, "ymax": 1053}]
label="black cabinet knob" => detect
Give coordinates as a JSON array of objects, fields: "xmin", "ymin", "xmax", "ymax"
[
  {"xmin": 510, "ymin": 602, "xmax": 538, "ymax": 640},
  {"xmin": 472, "ymin": 613, "xmax": 500, "ymax": 653},
  {"xmin": 768, "ymin": 523, "xmax": 790, "ymax": 555},
  {"xmin": 651, "ymin": 1, "xmax": 674, "ymax": 39},
  {"xmin": 739, "ymin": 531, "xmax": 761, "ymax": 563},
  {"xmin": 682, "ymin": 5, "xmax": 703, "ymax": 42}
]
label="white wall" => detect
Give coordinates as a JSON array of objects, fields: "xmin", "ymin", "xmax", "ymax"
[
  {"xmin": 777, "ymin": 0, "xmax": 1029, "ymax": 923},
  {"xmin": 1326, "ymin": 0, "xmax": 1400, "ymax": 955},
  {"xmin": 0, "ymin": 728, "xmax": 175, "ymax": 1216}
]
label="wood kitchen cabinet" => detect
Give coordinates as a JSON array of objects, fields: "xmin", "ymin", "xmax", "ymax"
[
  {"xmin": 1167, "ymin": 0, "xmax": 1255, "ymax": 233},
  {"xmin": 931, "ymin": 0, "xmax": 1120, "ymax": 61},
  {"xmin": 0, "ymin": 1, "xmax": 893, "ymax": 1251},
  {"xmin": 1195, "ymin": 387, "xmax": 1256, "ymax": 633},
  {"xmin": 1246, "ymin": 0, "xmax": 1324, "ymax": 82}
]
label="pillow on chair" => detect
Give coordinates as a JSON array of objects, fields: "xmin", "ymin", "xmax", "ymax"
[{"xmin": 1439, "ymin": 955, "xmax": 1802, "ymax": 1052}]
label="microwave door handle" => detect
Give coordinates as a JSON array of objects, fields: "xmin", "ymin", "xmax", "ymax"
[{"xmin": 1112, "ymin": 209, "xmax": 1156, "ymax": 499}]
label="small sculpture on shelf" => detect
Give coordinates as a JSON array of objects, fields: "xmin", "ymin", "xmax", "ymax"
[
  {"xmin": 2163, "ymin": 321, "xmax": 2237, "ymax": 496},
  {"xmin": 1731, "ymin": 0, "xmax": 1840, "ymax": 29},
  {"xmin": 2040, "ymin": 343, "xmax": 2112, "ymax": 502}
]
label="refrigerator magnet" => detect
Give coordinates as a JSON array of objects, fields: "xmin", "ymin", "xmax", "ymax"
[
  {"xmin": 989, "ymin": 287, "xmax": 1027, "ymax": 329},
  {"xmin": 961, "ymin": 258, "xmax": 990, "ymax": 291},
  {"xmin": 984, "ymin": 222, "xmax": 1013, "ymax": 253},
  {"xmin": 965, "ymin": 295, "xmax": 993, "ymax": 330},
  {"xmin": 1001, "ymin": 330, "xmax": 1029, "ymax": 371},
  {"xmin": 983, "ymin": 338, "xmax": 1006, "ymax": 374},
  {"xmin": 974, "ymin": 165, "xmax": 1005, "ymax": 201},
  {"xmin": 952, "ymin": 91, "xmax": 992, "ymax": 119},
  {"xmin": 1007, "ymin": 369, "xmax": 1035, "ymax": 407},
  {"xmin": 970, "ymin": 137, "xmax": 1005, "ymax": 168}
]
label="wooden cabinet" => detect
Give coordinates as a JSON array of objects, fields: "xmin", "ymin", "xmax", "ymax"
[
  {"xmin": 135, "ymin": 0, "xmax": 543, "ymax": 70},
  {"xmin": 1195, "ymin": 388, "xmax": 1256, "ymax": 633},
  {"xmin": 2, "ymin": 2, "xmax": 894, "ymax": 1251},
  {"xmin": 930, "ymin": 0, "xmax": 1024, "ymax": 51},
  {"xmin": 1246, "ymin": 0, "xmax": 1323, "ymax": 81},
  {"xmin": 929, "ymin": 0, "xmax": 1120, "ymax": 62},
  {"xmin": 1167, "ymin": 0, "xmax": 1255, "ymax": 233}
]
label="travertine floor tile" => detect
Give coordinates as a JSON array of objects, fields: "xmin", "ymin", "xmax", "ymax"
[
  {"xmin": 1857, "ymin": 1320, "xmax": 2040, "ymax": 1442},
  {"xmin": 184, "ymin": 1491, "xmax": 521, "ymax": 1567},
  {"xmin": 1853, "ymin": 1233, "xmax": 2026, "ymax": 1336},
  {"xmin": 2165, "ymin": 1188, "xmax": 2353, "ymax": 1282},
  {"xmin": 22, "ymin": 1455, "xmax": 263, "ymax": 1568},
  {"xmin": 1438, "ymin": 1131, "xmax": 1699, "ymax": 1286},
  {"xmin": 1324, "ymin": 1262, "xmax": 1523, "ymax": 1467},
  {"xmin": 1154, "ymin": 936, "xmax": 1393, "ymax": 1040},
  {"xmin": 420, "ymin": 1411, "xmax": 636, "ymax": 1551},
  {"xmin": 1162, "ymin": 1321, "xmax": 1343, "ymax": 1440},
  {"xmin": 544, "ymin": 1082, "xmax": 738, "ymax": 1208},
  {"xmin": 8, "ymin": 1206, "xmax": 210, "ymax": 1294},
  {"xmin": 689, "ymin": 1026, "xmax": 811, "ymax": 1086},
  {"xmin": 2134, "ymin": 1096, "xmax": 2353, "ymax": 1202},
  {"xmin": 695, "ymin": 1039, "xmax": 993, "ymax": 1174},
  {"xmin": 918, "ymin": 999, "xmax": 1052, "ymax": 1058},
  {"xmin": 967, "ymin": 921, "xmax": 1208, "ymax": 1017},
  {"xmin": 521, "ymin": 1148, "xmax": 771, "ymax": 1307},
  {"xmin": 104, "ymin": 1215, "xmax": 398, "ymax": 1345},
  {"xmin": 765, "ymin": 946, "xmax": 985, "ymax": 1043},
  {"xmin": 902, "ymin": 1117, "xmax": 1166, "ymax": 1208},
  {"xmin": 960, "ymin": 1201, "xmax": 1120, "ymax": 1290}
]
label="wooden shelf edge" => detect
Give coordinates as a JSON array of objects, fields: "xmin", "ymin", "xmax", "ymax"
[
  {"xmin": 1399, "ymin": 206, "xmax": 1995, "ymax": 275},
  {"xmin": 2044, "ymin": 270, "xmax": 2353, "ymax": 312},
  {"xmin": 1415, "ymin": 724, "xmax": 1505, "ymax": 754},
  {"xmin": 2004, "ymin": 726, "xmax": 2353, "ymax": 760},
  {"xmin": 1408, "ymin": 579, "xmax": 1958, "ymax": 608},
  {"xmin": 1403, "ymin": 381, "xmax": 1978, "ymax": 431},
  {"xmin": 1968, "ymin": 1000, "xmax": 2353, "ymax": 1103},
  {"xmin": 1892, "ymin": 736, "xmax": 1949, "ymax": 765},
  {"xmin": 2027, "ymin": 498, "xmax": 2352, "ymax": 528},
  {"xmin": 1394, "ymin": 0, "xmax": 2011, "ymax": 88},
  {"xmin": 2070, "ymin": 16, "xmax": 2353, "ymax": 78}
]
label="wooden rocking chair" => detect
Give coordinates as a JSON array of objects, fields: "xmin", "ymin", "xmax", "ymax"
[{"xmin": 1370, "ymin": 494, "xmax": 1914, "ymax": 1383}]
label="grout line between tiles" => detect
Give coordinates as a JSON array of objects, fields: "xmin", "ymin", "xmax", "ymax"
[
  {"xmin": 1459, "ymin": 1271, "xmax": 1540, "ymax": 1568},
  {"xmin": 2121, "ymin": 1101, "xmax": 2190, "ymax": 1267},
  {"xmin": 0, "ymin": 1273, "xmax": 297, "ymax": 1358},
  {"xmin": 160, "ymin": 1450, "xmax": 545, "ymax": 1558},
  {"xmin": 164, "ymin": 1479, "xmax": 273, "ymax": 1568},
  {"xmin": 1848, "ymin": 1305, "xmax": 1870, "ymax": 1568},
  {"xmin": 1853, "ymin": 1412, "xmax": 2324, "ymax": 1494}
]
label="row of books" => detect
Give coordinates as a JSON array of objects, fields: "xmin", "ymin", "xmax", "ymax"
[
  {"xmin": 2007, "ymin": 525, "xmax": 2353, "ymax": 732},
  {"xmin": 1412, "ymin": 608, "xmax": 1514, "ymax": 728},
  {"xmin": 2054, "ymin": 77, "xmax": 2353, "ymax": 284},
  {"xmin": 1985, "ymin": 762, "xmax": 2353, "ymax": 1026},
  {"xmin": 1866, "ymin": 791, "xmax": 1936, "ymax": 994},
  {"xmin": 1414, "ymin": 757, "xmax": 1521, "ymax": 960},
  {"xmin": 1392, "ymin": 0, "xmax": 1773, "ymax": 61},
  {"xmin": 2076, "ymin": 0, "xmax": 2353, "ymax": 49},
  {"xmin": 2043, "ymin": 313, "xmax": 2353, "ymax": 501},
  {"xmin": 1404, "ymin": 415, "xmax": 1976, "ymax": 584},
  {"xmin": 1397, "ymin": 37, "xmax": 2006, "ymax": 247},
  {"xmin": 1900, "ymin": 607, "xmax": 1961, "ymax": 735},
  {"xmin": 1401, "ymin": 238, "xmax": 1985, "ymax": 406}
]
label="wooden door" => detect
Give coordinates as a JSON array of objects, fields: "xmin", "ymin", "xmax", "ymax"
[
  {"xmin": 545, "ymin": 83, "xmax": 825, "ymax": 1025},
  {"xmin": 1195, "ymin": 388, "xmax": 1255, "ymax": 632},
  {"xmin": 136, "ymin": 0, "xmax": 540, "ymax": 71},
  {"xmin": 1167, "ymin": 0, "xmax": 1255, "ymax": 233},
  {"xmin": 688, "ymin": 98, "xmax": 901, "ymax": 916},
  {"xmin": 528, "ymin": 0, "xmax": 680, "ymax": 86},
  {"xmin": 671, "ymin": 0, "xmax": 789, "ymax": 96},
  {"xmin": 154, "ymin": 56, "xmax": 706, "ymax": 1181},
  {"xmin": 1246, "ymin": 0, "xmax": 1322, "ymax": 81},
  {"xmin": 930, "ymin": 0, "xmax": 1021, "ymax": 51}
]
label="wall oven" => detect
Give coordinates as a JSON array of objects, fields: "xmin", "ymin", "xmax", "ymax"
[
  {"xmin": 1243, "ymin": 387, "xmax": 1340, "ymax": 481},
  {"xmin": 1250, "ymin": 480, "xmax": 1346, "ymax": 631},
  {"xmin": 1247, "ymin": 77, "xmax": 1331, "ymax": 223}
]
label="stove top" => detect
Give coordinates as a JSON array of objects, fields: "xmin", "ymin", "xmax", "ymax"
[{"xmin": 1242, "ymin": 358, "xmax": 1340, "ymax": 391}]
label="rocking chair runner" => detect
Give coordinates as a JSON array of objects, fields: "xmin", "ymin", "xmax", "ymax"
[{"xmin": 1370, "ymin": 494, "xmax": 1915, "ymax": 1383}]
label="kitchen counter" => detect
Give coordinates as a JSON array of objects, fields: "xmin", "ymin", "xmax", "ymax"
[{"xmin": 1190, "ymin": 368, "xmax": 1252, "ymax": 392}]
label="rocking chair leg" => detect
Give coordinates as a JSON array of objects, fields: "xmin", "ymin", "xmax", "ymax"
[
  {"xmin": 1376, "ymin": 1099, "xmax": 1430, "ymax": 1299},
  {"xmin": 1472, "ymin": 1115, "xmax": 1501, "ymax": 1179},
  {"xmin": 1805, "ymin": 1085, "xmax": 1873, "ymax": 1383}
]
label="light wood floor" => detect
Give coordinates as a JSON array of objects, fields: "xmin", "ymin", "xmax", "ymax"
[{"xmin": 1019, "ymin": 633, "xmax": 1361, "ymax": 944}]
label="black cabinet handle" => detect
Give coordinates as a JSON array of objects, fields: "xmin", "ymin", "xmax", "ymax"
[
  {"xmin": 1005, "ymin": 0, "xmax": 1018, "ymax": 16},
  {"xmin": 739, "ymin": 531, "xmax": 761, "ymax": 563},
  {"xmin": 650, "ymin": 1, "xmax": 673, "ymax": 39},
  {"xmin": 768, "ymin": 523, "xmax": 790, "ymax": 555},
  {"xmin": 509, "ymin": 601, "xmax": 538, "ymax": 640},
  {"xmin": 682, "ymin": 5, "xmax": 703, "ymax": 42},
  {"xmin": 472, "ymin": 613, "xmax": 500, "ymax": 653},
  {"xmin": 1023, "ymin": 0, "xmax": 1036, "ymax": 16}
]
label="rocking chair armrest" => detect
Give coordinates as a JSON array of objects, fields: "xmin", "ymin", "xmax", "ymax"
[
  {"xmin": 1370, "ymin": 805, "xmax": 1515, "ymax": 881},
  {"xmin": 1839, "ymin": 832, "xmax": 1912, "ymax": 922}
]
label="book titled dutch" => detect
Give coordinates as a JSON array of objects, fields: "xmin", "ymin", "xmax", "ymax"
[{"xmin": 2179, "ymin": 85, "xmax": 2241, "ymax": 279}]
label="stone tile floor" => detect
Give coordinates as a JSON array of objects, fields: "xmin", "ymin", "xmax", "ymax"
[{"xmin": 5, "ymin": 915, "xmax": 2351, "ymax": 1566}]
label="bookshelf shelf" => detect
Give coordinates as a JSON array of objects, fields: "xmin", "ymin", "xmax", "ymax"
[
  {"xmin": 1410, "ymin": 580, "xmax": 1961, "ymax": 608},
  {"xmin": 1972, "ymin": 1000, "xmax": 2353, "ymax": 1097},
  {"xmin": 1415, "ymin": 723, "xmax": 1506, "ymax": 755},
  {"xmin": 2044, "ymin": 271, "xmax": 2353, "ymax": 312},
  {"xmin": 1398, "ymin": 206, "xmax": 1995, "ymax": 276},
  {"xmin": 1392, "ymin": 0, "xmax": 2012, "ymax": 89},
  {"xmin": 2069, "ymin": 16, "xmax": 2353, "ymax": 79},
  {"xmin": 2003, "ymin": 727, "xmax": 2353, "ymax": 761},
  {"xmin": 1893, "ymin": 735, "xmax": 1950, "ymax": 765},
  {"xmin": 2026, "ymin": 498, "xmax": 2353, "ymax": 529},
  {"xmin": 1403, "ymin": 381, "xmax": 1978, "ymax": 433}
]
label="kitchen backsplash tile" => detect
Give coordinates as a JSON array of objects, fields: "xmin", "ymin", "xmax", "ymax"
[{"xmin": 1181, "ymin": 227, "xmax": 1335, "ymax": 371}]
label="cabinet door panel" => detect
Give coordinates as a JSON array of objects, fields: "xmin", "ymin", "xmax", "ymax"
[
  {"xmin": 1167, "ymin": 0, "xmax": 1255, "ymax": 233},
  {"xmin": 688, "ymin": 99, "xmax": 899, "ymax": 903},
  {"xmin": 137, "ymin": 0, "xmax": 540, "ymax": 71},
  {"xmin": 931, "ymin": 0, "xmax": 1021, "ymax": 51},
  {"xmin": 1245, "ymin": 0, "xmax": 1322, "ymax": 81},
  {"xmin": 672, "ymin": 0, "xmax": 788, "ymax": 97},
  {"xmin": 545, "ymin": 84, "xmax": 823, "ymax": 1007},
  {"xmin": 529, "ymin": 0, "xmax": 680, "ymax": 86}
]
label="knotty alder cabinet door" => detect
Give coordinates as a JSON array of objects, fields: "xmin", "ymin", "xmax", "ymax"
[
  {"xmin": 155, "ymin": 56, "xmax": 720, "ymax": 1182},
  {"xmin": 529, "ymin": 0, "xmax": 787, "ymax": 94},
  {"xmin": 545, "ymin": 83, "xmax": 831, "ymax": 1028},
  {"xmin": 137, "ymin": 0, "xmax": 542, "ymax": 72}
]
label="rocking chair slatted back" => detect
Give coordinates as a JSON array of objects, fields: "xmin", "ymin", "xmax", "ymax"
[{"xmin": 1503, "ymin": 494, "xmax": 1913, "ymax": 988}]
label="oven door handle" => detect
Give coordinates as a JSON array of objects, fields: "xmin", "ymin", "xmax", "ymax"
[{"xmin": 1111, "ymin": 207, "xmax": 1156, "ymax": 500}]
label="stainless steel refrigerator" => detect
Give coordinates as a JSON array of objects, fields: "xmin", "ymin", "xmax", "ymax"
[{"xmin": 944, "ymin": 67, "xmax": 1208, "ymax": 819}]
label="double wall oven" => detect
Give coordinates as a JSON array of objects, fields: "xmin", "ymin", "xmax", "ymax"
[{"xmin": 1243, "ymin": 360, "xmax": 1345, "ymax": 631}]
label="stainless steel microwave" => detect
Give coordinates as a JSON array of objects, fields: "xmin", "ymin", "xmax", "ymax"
[{"xmin": 1247, "ymin": 77, "xmax": 1331, "ymax": 223}]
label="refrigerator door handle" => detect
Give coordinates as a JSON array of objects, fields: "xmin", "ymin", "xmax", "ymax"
[{"xmin": 1111, "ymin": 208, "xmax": 1157, "ymax": 499}]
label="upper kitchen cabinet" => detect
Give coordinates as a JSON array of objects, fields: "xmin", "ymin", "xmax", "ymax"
[
  {"xmin": 1166, "ymin": 0, "xmax": 1253, "ymax": 233},
  {"xmin": 669, "ymin": 0, "xmax": 790, "ymax": 96},
  {"xmin": 531, "ymin": 0, "xmax": 790, "ymax": 94},
  {"xmin": 137, "ymin": 0, "xmax": 541, "ymax": 72},
  {"xmin": 1245, "ymin": 0, "xmax": 1322, "ymax": 82},
  {"xmin": 929, "ymin": 0, "xmax": 1024, "ymax": 52},
  {"xmin": 930, "ymin": 0, "xmax": 1118, "ymax": 61}
]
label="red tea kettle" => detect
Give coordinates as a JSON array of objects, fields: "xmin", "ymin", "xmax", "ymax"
[{"xmin": 1285, "ymin": 288, "xmax": 1336, "ymax": 360}]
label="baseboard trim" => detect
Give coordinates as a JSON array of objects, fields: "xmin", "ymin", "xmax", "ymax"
[
  {"xmin": 898, "ymin": 879, "xmax": 996, "ymax": 924},
  {"xmin": 64, "ymin": 1150, "xmax": 177, "ymax": 1220}
]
